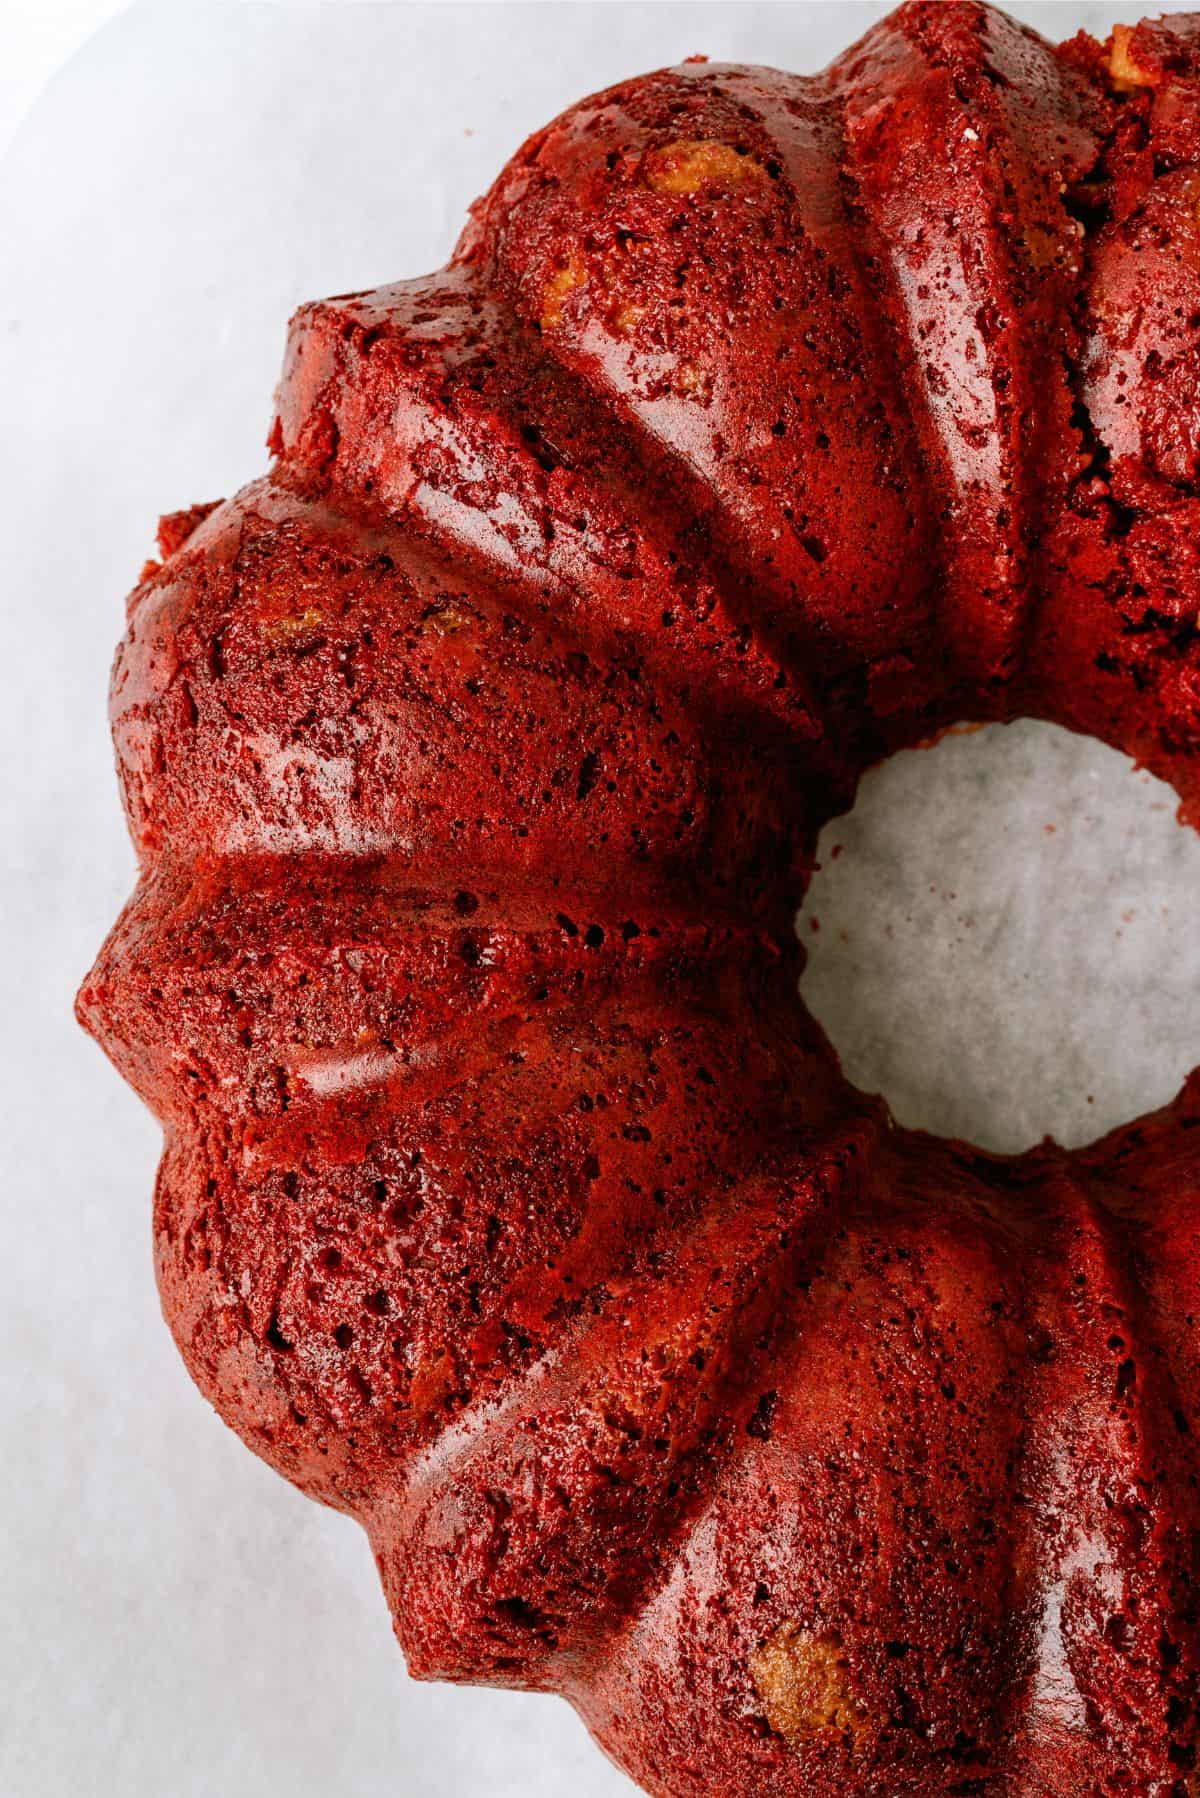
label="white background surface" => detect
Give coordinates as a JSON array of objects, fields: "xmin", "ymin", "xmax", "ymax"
[{"xmin": 5, "ymin": 4, "xmax": 1200, "ymax": 1796}]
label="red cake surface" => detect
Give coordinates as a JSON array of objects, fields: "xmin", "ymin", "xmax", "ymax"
[{"xmin": 79, "ymin": 5, "xmax": 1200, "ymax": 1792}]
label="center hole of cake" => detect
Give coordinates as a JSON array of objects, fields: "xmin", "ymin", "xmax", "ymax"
[{"xmin": 797, "ymin": 719, "xmax": 1200, "ymax": 1155}]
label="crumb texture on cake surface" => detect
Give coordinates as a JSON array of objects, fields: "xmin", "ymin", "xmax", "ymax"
[{"xmin": 78, "ymin": 3, "xmax": 1200, "ymax": 1793}]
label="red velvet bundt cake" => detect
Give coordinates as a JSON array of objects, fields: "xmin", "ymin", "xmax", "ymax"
[{"xmin": 79, "ymin": 4, "xmax": 1200, "ymax": 1791}]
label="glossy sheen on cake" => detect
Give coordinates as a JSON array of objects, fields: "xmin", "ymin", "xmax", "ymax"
[{"xmin": 78, "ymin": 5, "xmax": 1200, "ymax": 1792}]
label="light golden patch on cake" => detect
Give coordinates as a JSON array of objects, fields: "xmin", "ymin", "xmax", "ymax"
[
  {"xmin": 540, "ymin": 250, "xmax": 587, "ymax": 329},
  {"xmin": 750, "ymin": 1624, "xmax": 872, "ymax": 1751},
  {"xmin": 418, "ymin": 604, "xmax": 473, "ymax": 636},
  {"xmin": 262, "ymin": 607, "xmax": 324, "ymax": 644},
  {"xmin": 673, "ymin": 362, "xmax": 712, "ymax": 401},
  {"xmin": 612, "ymin": 302, "xmax": 645, "ymax": 336},
  {"xmin": 1022, "ymin": 216, "xmax": 1077, "ymax": 274},
  {"xmin": 643, "ymin": 139, "xmax": 767, "ymax": 196},
  {"xmin": 1108, "ymin": 24, "xmax": 1156, "ymax": 91}
]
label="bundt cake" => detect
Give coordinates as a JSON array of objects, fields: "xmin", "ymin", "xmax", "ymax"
[{"xmin": 78, "ymin": 3, "xmax": 1200, "ymax": 1791}]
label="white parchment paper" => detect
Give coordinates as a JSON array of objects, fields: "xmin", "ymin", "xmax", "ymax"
[
  {"xmin": 801, "ymin": 720, "xmax": 1200, "ymax": 1154},
  {"xmin": 2, "ymin": 5, "xmax": 1193, "ymax": 1796}
]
